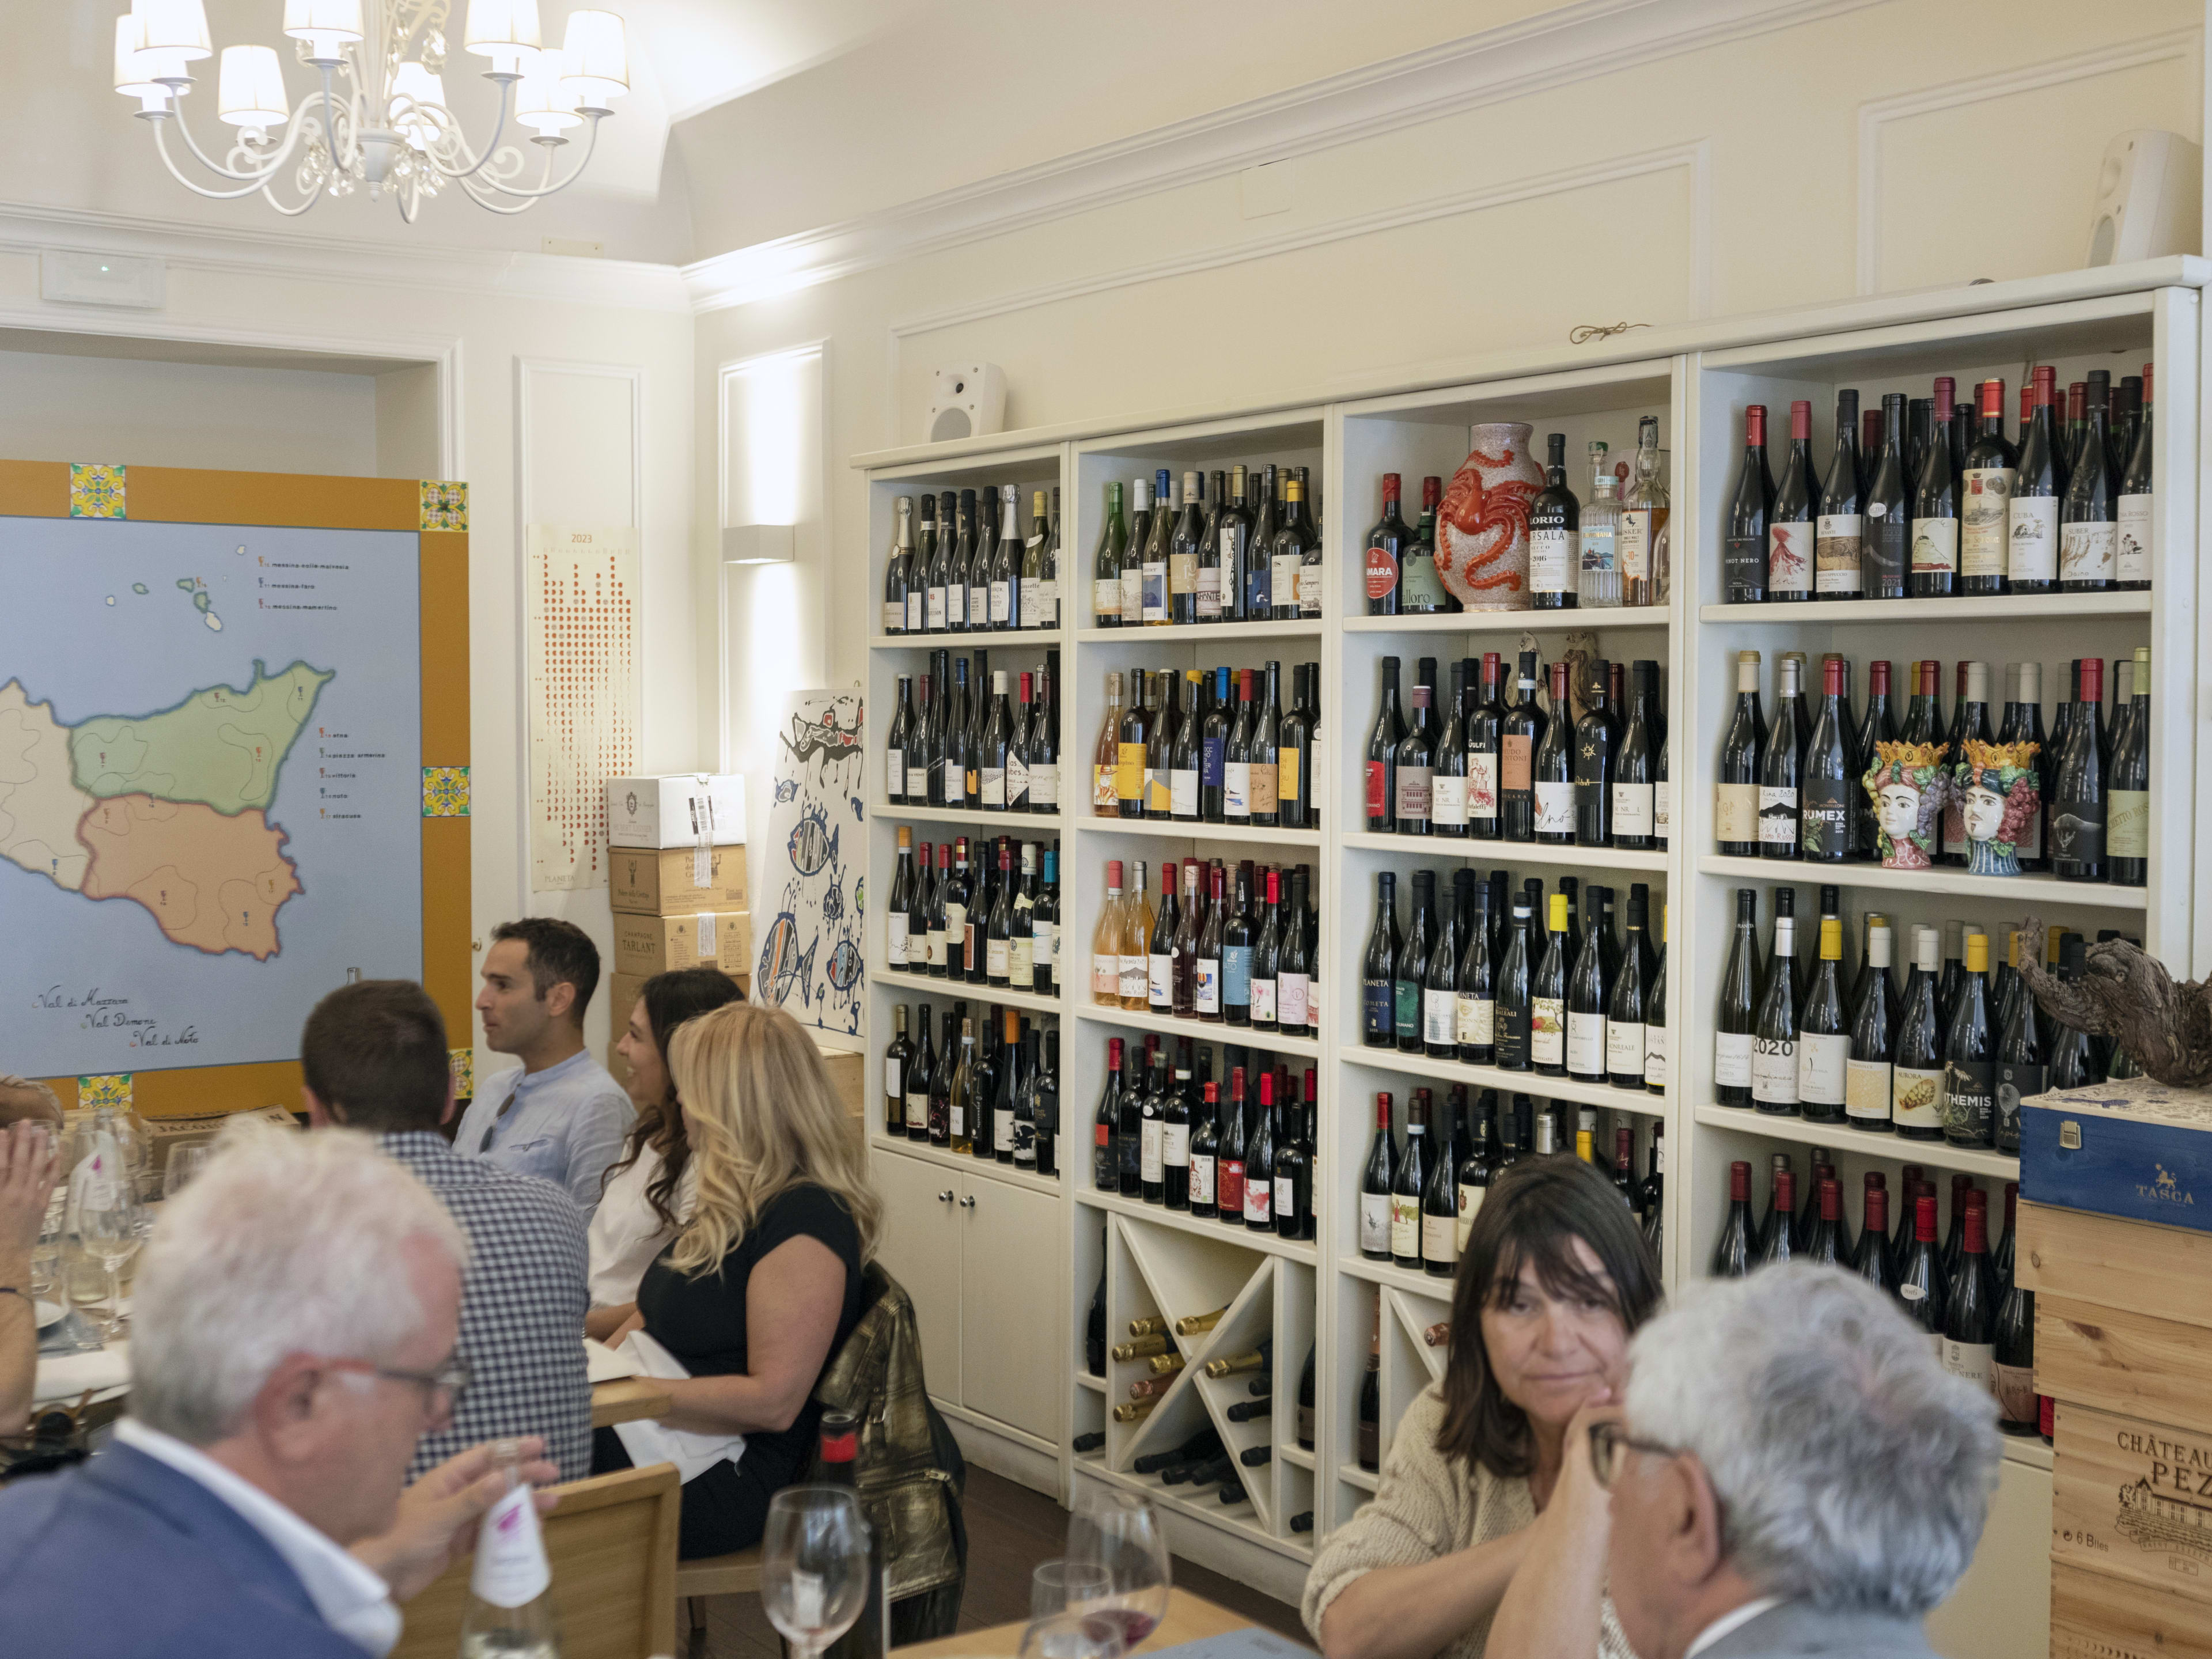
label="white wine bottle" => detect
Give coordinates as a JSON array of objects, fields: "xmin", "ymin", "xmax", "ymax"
[{"xmin": 458, "ymin": 1467, "xmax": 561, "ymax": 1658}]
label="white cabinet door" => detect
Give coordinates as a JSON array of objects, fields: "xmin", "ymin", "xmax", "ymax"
[
  {"xmin": 957, "ymin": 1173, "xmax": 1062, "ymax": 1441},
  {"xmin": 870, "ymin": 1149, "xmax": 962, "ymax": 1406}
]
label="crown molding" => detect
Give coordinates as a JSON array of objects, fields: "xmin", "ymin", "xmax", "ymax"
[
  {"xmin": 681, "ymin": 0, "xmax": 1879, "ymax": 315},
  {"xmin": 0, "ymin": 199, "xmax": 690, "ymax": 314}
]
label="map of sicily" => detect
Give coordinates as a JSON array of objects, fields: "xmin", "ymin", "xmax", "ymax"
[{"xmin": 0, "ymin": 660, "xmax": 333, "ymax": 960}]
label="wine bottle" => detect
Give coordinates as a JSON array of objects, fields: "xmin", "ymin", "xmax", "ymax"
[
  {"xmin": 1565, "ymin": 889, "xmax": 1610, "ymax": 1085},
  {"xmin": 1714, "ymin": 889, "xmax": 1760, "ymax": 1108},
  {"xmin": 1217, "ymin": 1065, "xmax": 1246, "ymax": 1225},
  {"xmin": 1361, "ymin": 873, "xmax": 1400, "ymax": 1047},
  {"xmin": 1395, "ymin": 870, "xmax": 1437, "ymax": 1053},
  {"xmin": 1573, "ymin": 660, "xmax": 1615, "ymax": 848},
  {"xmin": 1357, "ymin": 1313, "xmax": 1381, "ymax": 1471},
  {"xmin": 1911, "ymin": 379, "xmax": 1960, "ymax": 596},
  {"xmin": 1279, "ymin": 664, "xmax": 1313, "ymax": 831},
  {"xmin": 1469, "ymin": 652, "xmax": 1505, "ymax": 840},
  {"xmin": 1168, "ymin": 670, "xmax": 1201, "ymax": 823},
  {"xmin": 1764, "ymin": 399, "xmax": 1816, "ymax": 600},
  {"xmin": 1853, "ymin": 1184, "xmax": 1897, "ymax": 1303},
  {"xmin": 1816, "ymin": 388, "xmax": 1863, "ymax": 599},
  {"xmin": 1281, "ymin": 472, "xmax": 1320, "ymax": 622},
  {"xmin": 1278, "ymin": 866, "xmax": 1313, "ymax": 1038},
  {"xmin": 1529, "ymin": 433, "xmax": 1581, "ymax": 608},
  {"xmin": 1195, "ymin": 862, "xmax": 1225, "ymax": 1023},
  {"xmin": 1798, "ymin": 917, "xmax": 1849, "ymax": 1125},
  {"xmin": 1366, "ymin": 656, "xmax": 1406, "ymax": 832},
  {"xmin": 1605, "ymin": 889, "xmax": 1650, "ymax": 1090},
  {"xmin": 2117, "ymin": 362, "xmax": 2154, "ymax": 590},
  {"xmin": 2009, "ymin": 366, "xmax": 2062, "ymax": 594},
  {"xmin": 1395, "ymin": 658, "xmax": 1437, "ymax": 834},
  {"xmin": 1273, "ymin": 1073, "xmax": 1309, "ymax": 1239},
  {"xmin": 1861, "ymin": 392, "xmax": 1910, "ymax": 599},
  {"xmin": 1943, "ymin": 931, "xmax": 1995, "ymax": 1149},
  {"xmin": 1365, "ymin": 473, "xmax": 1409, "ymax": 615},
  {"xmin": 2061, "ymin": 370, "xmax": 2116, "ymax": 590},
  {"xmin": 1715, "ymin": 650, "xmax": 1766, "ymax": 854},
  {"xmin": 1844, "ymin": 921, "xmax": 1895, "ymax": 1132},
  {"xmin": 1221, "ymin": 863, "xmax": 1255, "ymax": 1028},
  {"xmin": 1756, "ymin": 1169, "xmax": 1797, "ymax": 1270},
  {"xmin": 1724, "ymin": 404, "xmax": 1774, "ymax": 603},
  {"xmin": 1139, "ymin": 467, "xmax": 1172, "ymax": 625},
  {"xmin": 2109, "ymin": 646, "xmax": 2149, "ymax": 887},
  {"xmin": 1501, "ymin": 650, "xmax": 1544, "ymax": 842},
  {"xmin": 1451, "ymin": 877, "xmax": 1496, "ymax": 1067},
  {"xmin": 1897, "ymin": 1193, "xmax": 1948, "ymax": 1350},
  {"xmin": 1612, "ymin": 662, "xmax": 1657, "ymax": 850},
  {"xmin": 1993, "ymin": 1183, "xmax": 2038, "ymax": 1434},
  {"xmin": 1711, "ymin": 1160, "xmax": 1755, "ymax": 1278},
  {"xmin": 1495, "ymin": 896, "xmax": 1534, "ymax": 1072},
  {"xmin": 1751, "ymin": 905, "xmax": 1799, "ymax": 1116},
  {"xmin": 1423, "ymin": 874, "xmax": 1466, "ymax": 1060},
  {"xmin": 2051, "ymin": 656, "xmax": 2107, "ymax": 881},
  {"xmin": 1532, "ymin": 661, "xmax": 1575, "ymax": 844},
  {"xmin": 1531, "ymin": 893, "xmax": 1569, "ymax": 1077},
  {"xmin": 1959, "ymin": 380, "xmax": 2016, "ymax": 596},
  {"xmin": 1222, "ymin": 669, "xmax": 1253, "ymax": 823},
  {"xmin": 1621, "ymin": 416, "xmax": 1668, "ymax": 607},
  {"xmin": 1161, "ymin": 1050, "xmax": 1192, "ymax": 1209},
  {"xmin": 1238, "ymin": 1070, "xmax": 1274, "ymax": 1229},
  {"xmin": 948, "ymin": 1016, "xmax": 976, "ymax": 1155},
  {"xmin": 904, "ymin": 1001, "xmax": 935, "ymax": 1139},
  {"xmin": 1251, "ymin": 868, "xmax": 1282, "ymax": 1032},
  {"xmin": 1432, "ymin": 658, "xmax": 1471, "ymax": 839},
  {"xmin": 1941, "ymin": 1195, "xmax": 1998, "ymax": 1390},
  {"xmin": 1994, "ymin": 946, "xmax": 2043, "ymax": 1158},
  {"xmin": 1119, "ymin": 857, "xmax": 1152, "ymax": 1012},
  {"xmin": 1391, "ymin": 1090, "xmax": 1427, "ymax": 1270},
  {"xmin": 1800, "ymin": 655, "xmax": 1851, "ymax": 862},
  {"xmin": 1758, "ymin": 654, "xmax": 1803, "ymax": 859}
]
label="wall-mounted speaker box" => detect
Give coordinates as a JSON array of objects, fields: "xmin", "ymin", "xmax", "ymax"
[
  {"xmin": 2086, "ymin": 130, "xmax": 2200, "ymax": 267},
  {"xmin": 926, "ymin": 363, "xmax": 1006, "ymax": 443}
]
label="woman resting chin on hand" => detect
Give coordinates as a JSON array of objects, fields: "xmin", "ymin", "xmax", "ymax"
[{"xmin": 1303, "ymin": 1157, "xmax": 1658, "ymax": 1659}]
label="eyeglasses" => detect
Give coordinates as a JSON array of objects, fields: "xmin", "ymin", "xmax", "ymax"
[
  {"xmin": 329, "ymin": 1353, "xmax": 472, "ymax": 1412},
  {"xmin": 1587, "ymin": 1418, "xmax": 1678, "ymax": 1488}
]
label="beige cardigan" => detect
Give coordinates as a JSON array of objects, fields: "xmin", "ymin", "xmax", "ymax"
[{"xmin": 1302, "ymin": 1384, "xmax": 1635, "ymax": 1659}]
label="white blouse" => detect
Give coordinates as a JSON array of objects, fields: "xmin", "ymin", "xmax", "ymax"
[{"xmin": 588, "ymin": 1143, "xmax": 696, "ymax": 1306}]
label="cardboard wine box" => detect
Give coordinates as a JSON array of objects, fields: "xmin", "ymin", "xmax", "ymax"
[
  {"xmin": 611, "ymin": 911, "xmax": 752, "ymax": 978},
  {"xmin": 609, "ymin": 843, "xmax": 748, "ymax": 916},
  {"xmin": 2022, "ymin": 1077, "xmax": 2212, "ymax": 1236},
  {"xmin": 606, "ymin": 774, "xmax": 746, "ymax": 849}
]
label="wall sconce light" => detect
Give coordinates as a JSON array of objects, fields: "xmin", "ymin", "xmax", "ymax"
[{"xmin": 722, "ymin": 524, "xmax": 796, "ymax": 566}]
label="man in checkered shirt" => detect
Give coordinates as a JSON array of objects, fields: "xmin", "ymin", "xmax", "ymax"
[{"xmin": 300, "ymin": 980, "xmax": 594, "ymax": 1484}]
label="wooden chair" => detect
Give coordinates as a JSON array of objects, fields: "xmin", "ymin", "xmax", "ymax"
[
  {"xmin": 393, "ymin": 1460, "xmax": 680, "ymax": 1659},
  {"xmin": 674, "ymin": 1544, "xmax": 763, "ymax": 1649}
]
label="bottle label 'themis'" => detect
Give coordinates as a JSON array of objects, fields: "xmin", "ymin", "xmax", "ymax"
[{"xmin": 472, "ymin": 1483, "xmax": 552, "ymax": 1608}]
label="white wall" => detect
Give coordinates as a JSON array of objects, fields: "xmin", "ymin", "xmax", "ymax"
[
  {"xmin": 686, "ymin": 0, "xmax": 2206, "ymax": 714},
  {"xmin": 0, "ymin": 238, "xmax": 703, "ymax": 1089}
]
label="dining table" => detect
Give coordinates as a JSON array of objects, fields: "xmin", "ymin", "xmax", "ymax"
[{"xmin": 896, "ymin": 1588, "xmax": 1266, "ymax": 1659}]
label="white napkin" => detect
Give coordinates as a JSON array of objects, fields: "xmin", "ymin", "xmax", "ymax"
[
  {"xmin": 609, "ymin": 1329, "xmax": 745, "ymax": 1485},
  {"xmin": 585, "ymin": 1336, "xmax": 644, "ymax": 1383},
  {"xmin": 35, "ymin": 1341, "xmax": 131, "ymax": 1405}
]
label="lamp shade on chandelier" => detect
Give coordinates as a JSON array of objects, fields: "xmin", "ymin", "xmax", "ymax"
[{"xmin": 112, "ymin": 0, "xmax": 627, "ymax": 220}]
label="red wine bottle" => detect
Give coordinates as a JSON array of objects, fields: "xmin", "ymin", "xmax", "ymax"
[
  {"xmin": 1993, "ymin": 1183, "xmax": 2039, "ymax": 1434},
  {"xmin": 1768, "ymin": 400, "xmax": 1816, "ymax": 601},
  {"xmin": 1532, "ymin": 661, "xmax": 1575, "ymax": 844},
  {"xmin": 1853, "ymin": 1184, "xmax": 1897, "ymax": 1302},
  {"xmin": 1864, "ymin": 392, "xmax": 1910, "ymax": 599},
  {"xmin": 1725, "ymin": 404, "xmax": 1774, "ymax": 603},
  {"xmin": 1715, "ymin": 650, "xmax": 1766, "ymax": 855},
  {"xmin": 2108, "ymin": 648, "xmax": 2148, "ymax": 887},
  {"xmin": 1803, "ymin": 1178, "xmax": 1846, "ymax": 1267},
  {"xmin": 2117, "ymin": 362, "xmax": 2153, "ymax": 590},
  {"xmin": 2060, "ymin": 370, "xmax": 2116, "ymax": 590},
  {"xmin": 1911, "ymin": 378, "xmax": 1960, "ymax": 596},
  {"xmin": 1358, "ymin": 1092, "xmax": 1395, "ymax": 1261},
  {"xmin": 2009, "ymin": 366, "xmax": 2062, "ymax": 594},
  {"xmin": 1758, "ymin": 654, "xmax": 1803, "ymax": 859},
  {"xmin": 1756, "ymin": 1168, "xmax": 1797, "ymax": 1267},
  {"xmin": 1816, "ymin": 389, "xmax": 1863, "ymax": 599},
  {"xmin": 1711, "ymin": 1160, "xmax": 1755, "ymax": 1278},
  {"xmin": 1898, "ymin": 1192, "xmax": 1949, "ymax": 1348},
  {"xmin": 1714, "ymin": 888, "xmax": 1760, "ymax": 1108},
  {"xmin": 1800, "ymin": 656, "xmax": 1852, "ymax": 863},
  {"xmin": 2050, "ymin": 655, "xmax": 2107, "ymax": 881},
  {"xmin": 1941, "ymin": 1194, "xmax": 1998, "ymax": 1389},
  {"xmin": 1365, "ymin": 656, "xmax": 1405, "ymax": 832},
  {"xmin": 1500, "ymin": 651, "xmax": 1543, "ymax": 842},
  {"xmin": 1960, "ymin": 380, "xmax": 2015, "ymax": 595}
]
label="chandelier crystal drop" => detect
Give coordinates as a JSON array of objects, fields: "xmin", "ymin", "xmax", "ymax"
[{"xmin": 113, "ymin": 0, "xmax": 626, "ymax": 221}]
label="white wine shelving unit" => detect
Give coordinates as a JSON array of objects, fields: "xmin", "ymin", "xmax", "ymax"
[{"xmin": 854, "ymin": 257, "xmax": 2206, "ymax": 1617}]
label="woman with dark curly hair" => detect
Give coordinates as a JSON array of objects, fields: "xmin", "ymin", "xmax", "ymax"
[
  {"xmin": 1305, "ymin": 1155, "xmax": 1662, "ymax": 1659},
  {"xmin": 584, "ymin": 967, "xmax": 745, "ymax": 1340}
]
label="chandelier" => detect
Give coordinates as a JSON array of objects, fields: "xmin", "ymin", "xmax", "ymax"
[{"xmin": 112, "ymin": 1, "xmax": 628, "ymax": 221}]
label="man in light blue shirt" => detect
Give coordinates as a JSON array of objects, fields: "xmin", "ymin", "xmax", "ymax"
[{"xmin": 454, "ymin": 917, "xmax": 633, "ymax": 1214}]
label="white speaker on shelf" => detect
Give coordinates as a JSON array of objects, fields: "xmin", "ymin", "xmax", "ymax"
[
  {"xmin": 925, "ymin": 363, "xmax": 1006, "ymax": 444},
  {"xmin": 2085, "ymin": 130, "xmax": 2200, "ymax": 266}
]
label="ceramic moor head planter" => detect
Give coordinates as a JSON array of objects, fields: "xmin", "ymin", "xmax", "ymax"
[
  {"xmin": 1864, "ymin": 740, "xmax": 1949, "ymax": 870},
  {"xmin": 1957, "ymin": 738, "xmax": 2042, "ymax": 877}
]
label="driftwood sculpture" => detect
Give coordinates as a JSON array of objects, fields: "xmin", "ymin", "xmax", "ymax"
[{"xmin": 2017, "ymin": 918, "xmax": 2212, "ymax": 1088}]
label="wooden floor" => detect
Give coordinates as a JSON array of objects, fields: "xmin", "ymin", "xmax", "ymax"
[{"xmin": 697, "ymin": 1465, "xmax": 1309, "ymax": 1658}]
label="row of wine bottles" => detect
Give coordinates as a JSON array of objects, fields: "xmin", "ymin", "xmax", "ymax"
[
  {"xmin": 1715, "ymin": 647, "xmax": 2151, "ymax": 883},
  {"xmin": 1091, "ymin": 463, "xmax": 1323, "ymax": 627},
  {"xmin": 1093, "ymin": 1033, "xmax": 1317, "ymax": 1237},
  {"xmin": 1092, "ymin": 662, "xmax": 1323, "ymax": 827},
  {"xmin": 1092, "ymin": 857, "xmax": 1320, "ymax": 1035},
  {"xmin": 882, "ymin": 486, "xmax": 1062, "ymax": 635},
  {"xmin": 884, "ymin": 831, "xmax": 1062, "ymax": 993},
  {"xmin": 882, "ymin": 1000, "xmax": 1060, "ymax": 1174},
  {"xmin": 1361, "ymin": 869, "xmax": 1669, "ymax": 1095},
  {"xmin": 1715, "ymin": 892, "xmax": 2133, "ymax": 1150},
  {"xmin": 1366, "ymin": 652, "xmax": 1667, "ymax": 846},
  {"xmin": 1721, "ymin": 366, "xmax": 2154, "ymax": 601},
  {"xmin": 1710, "ymin": 1159, "xmax": 2040, "ymax": 1437},
  {"xmin": 884, "ymin": 650, "xmax": 1063, "ymax": 813},
  {"xmin": 1355, "ymin": 1085, "xmax": 1664, "ymax": 1277}
]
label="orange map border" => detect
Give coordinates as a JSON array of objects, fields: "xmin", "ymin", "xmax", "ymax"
[{"xmin": 1, "ymin": 461, "xmax": 469, "ymax": 1118}]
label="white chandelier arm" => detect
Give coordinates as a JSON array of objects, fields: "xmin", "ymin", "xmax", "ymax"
[
  {"xmin": 163, "ymin": 91, "xmax": 314, "ymax": 184},
  {"xmin": 472, "ymin": 116, "xmax": 603, "ymax": 199},
  {"xmin": 414, "ymin": 78, "xmax": 518, "ymax": 181},
  {"xmin": 151, "ymin": 118, "xmax": 303, "ymax": 199},
  {"xmin": 258, "ymin": 175, "xmax": 331, "ymax": 215},
  {"xmin": 457, "ymin": 143, "xmax": 560, "ymax": 213}
]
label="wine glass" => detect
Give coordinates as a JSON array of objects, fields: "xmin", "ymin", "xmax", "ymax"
[
  {"xmin": 77, "ymin": 1178, "xmax": 141, "ymax": 1340},
  {"xmin": 1032, "ymin": 1559, "xmax": 1115, "ymax": 1623},
  {"xmin": 162, "ymin": 1145, "xmax": 210, "ymax": 1200},
  {"xmin": 1065, "ymin": 1490, "xmax": 1171, "ymax": 1649},
  {"xmin": 1020, "ymin": 1612, "xmax": 1128, "ymax": 1659},
  {"xmin": 760, "ymin": 1485, "xmax": 870, "ymax": 1659}
]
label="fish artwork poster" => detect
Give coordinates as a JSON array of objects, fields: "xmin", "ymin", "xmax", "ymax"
[{"xmin": 756, "ymin": 689, "xmax": 865, "ymax": 1035}]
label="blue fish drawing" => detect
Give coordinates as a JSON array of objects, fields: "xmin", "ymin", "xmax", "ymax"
[
  {"xmin": 774, "ymin": 777, "xmax": 800, "ymax": 804},
  {"xmin": 756, "ymin": 911, "xmax": 817, "ymax": 1008},
  {"xmin": 787, "ymin": 803, "xmax": 838, "ymax": 876},
  {"xmin": 853, "ymin": 876, "xmax": 864, "ymax": 916},
  {"xmin": 821, "ymin": 878, "xmax": 844, "ymax": 923},
  {"xmin": 784, "ymin": 703, "xmax": 862, "ymax": 766},
  {"xmin": 826, "ymin": 938, "xmax": 863, "ymax": 993}
]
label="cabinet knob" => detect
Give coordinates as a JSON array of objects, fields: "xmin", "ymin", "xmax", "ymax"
[
  {"xmin": 960, "ymin": 1195, "xmax": 977, "ymax": 1209},
  {"xmin": 937, "ymin": 1189, "xmax": 955, "ymax": 1203}
]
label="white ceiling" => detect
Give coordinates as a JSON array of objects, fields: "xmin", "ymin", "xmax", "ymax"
[{"xmin": 632, "ymin": 0, "xmax": 935, "ymax": 123}]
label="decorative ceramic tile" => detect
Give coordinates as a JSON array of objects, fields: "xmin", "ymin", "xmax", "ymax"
[
  {"xmin": 422, "ymin": 765, "xmax": 471, "ymax": 817},
  {"xmin": 77, "ymin": 1074, "xmax": 132, "ymax": 1110},
  {"xmin": 419, "ymin": 480, "xmax": 468, "ymax": 532},
  {"xmin": 449, "ymin": 1048, "xmax": 474, "ymax": 1104},
  {"xmin": 69, "ymin": 463, "xmax": 127, "ymax": 520}
]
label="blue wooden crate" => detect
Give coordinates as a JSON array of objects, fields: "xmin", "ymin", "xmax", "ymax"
[{"xmin": 2022, "ymin": 1080, "xmax": 2212, "ymax": 1235}]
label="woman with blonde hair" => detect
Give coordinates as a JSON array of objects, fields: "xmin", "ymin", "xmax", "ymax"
[{"xmin": 595, "ymin": 1002, "xmax": 881, "ymax": 1558}]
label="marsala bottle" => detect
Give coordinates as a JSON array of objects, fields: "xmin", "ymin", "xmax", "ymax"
[{"xmin": 1529, "ymin": 433, "xmax": 1580, "ymax": 608}]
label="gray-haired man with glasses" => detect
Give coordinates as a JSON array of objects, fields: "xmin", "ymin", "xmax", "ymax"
[
  {"xmin": 1598, "ymin": 1263, "xmax": 2002, "ymax": 1659},
  {"xmin": 301, "ymin": 979, "xmax": 593, "ymax": 1484}
]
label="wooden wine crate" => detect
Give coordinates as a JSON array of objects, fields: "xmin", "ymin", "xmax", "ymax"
[
  {"xmin": 2050, "ymin": 1401, "xmax": 2212, "ymax": 1601},
  {"xmin": 2015, "ymin": 1199, "xmax": 2212, "ymax": 1330},
  {"xmin": 2037, "ymin": 1294, "xmax": 2212, "ymax": 1434},
  {"xmin": 2051, "ymin": 1559, "xmax": 2212, "ymax": 1659},
  {"xmin": 2022, "ymin": 1078, "xmax": 2212, "ymax": 1236}
]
